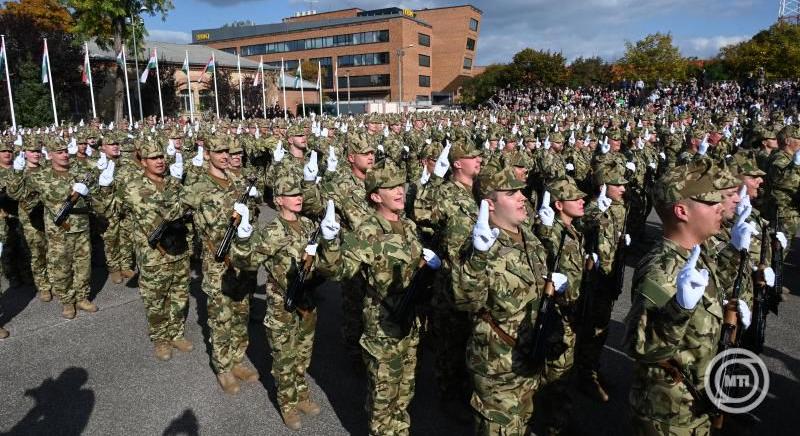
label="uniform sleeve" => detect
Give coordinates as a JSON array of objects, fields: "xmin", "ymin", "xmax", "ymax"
[
  {"xmin": 301, "ymin": 180, "xmax": 325, "ymax": 219},
  {"xmin": 452, "ymin": 245, "xmax": 496, "ymax": 313},
  {"xmin": 231, "ymin": 223, "xmax": 292, "ymax": 273},
  {"xmin": 316, "ymin": 226, "xmax": 373, "ymax": 282}
]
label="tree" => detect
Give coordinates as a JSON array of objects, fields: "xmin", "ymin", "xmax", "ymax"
[
  {"xmin": 460, "ymin": 63, "xmax": 513, "ymax": 106},
  {"xmin": 720, "ymin": 22, "xmax": 800, "ymax": 80},
  {"xmin": 509, "ymin": 48, "xmax": 567, "ymax": 87},
  {"xmin": 568, "ymin": 57, "xmax": 612, "ymax": 87},
  {"xmin": 1, "ymin": 0, "xmax": 73, "ymax": 31},
  {"xmin": 68, "ymin": 0, "xmax": 174, "ymax": 123},
  {"xmin": 618, "ymin": 32, "xmax": 687, "ymax": 84}
]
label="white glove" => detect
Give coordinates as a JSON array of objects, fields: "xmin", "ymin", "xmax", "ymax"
[
  {"xmin": 793, "ymin": 149, "xmax": 800, "ymax": 166},
  {"xmin": 192, "ymin": 146, "xmax": 204, "ymax": 167},
  {"xmin": 96, "ymin": 152, "xmax": 108, "ymax": 170},
  {"xmin": 724, "ymin": 299, "xmax": 752, "ymax": 330},
  {"xmin": 600, "ymin": 136, "xmax": 610, "ymax": 154},
  {"xmin": 698, "ymin": 134, "xmax": 709, "ymax": 155},
  {"xmin": 72, "ymin": 182, "xmax": 89, "ymax": 197},
  {"xmin": 85, "ymin": 146, "xmax": 93, "ymax": 157},
  {"xmin": 538, "ymin": 191, "xmax": 555, "ymax": 227},
  {"xmin": 775, "ymin": 231, "xmax": 788, "ymax": 250},
  {"xmin": 659, "ymin": 151, "xmax": 666, "ymax": 160},
  {"xmin": 586, "ymin": 252, "xmax": 599, "ymax": 266},
  {"xmin": 169, "ymin": 161, "xmax": 183, "ymax": 179},
  {"xmin": 377, "ymin": 144, "xmax": 385, "ymax": 154},
  {"xmin": 565, "ymin": 162, "xmax": 575, "ymax": 171},
  {"xmin": 248, "ymin": 186, "xmax": 259, "ymax": 197},
  {"xmin": 731, "ymin": 205, "xmax": 757, "ymax": 251},
  {"xmin": 543, "ymin": 136, "xmax": 551, "ymax": 150},
  {"xmin": 433, "ymin": 143, "xmax": 451, "ymax": 178},
  {"xmin": 305, "ymin": 243, "xmax": 318, "ymax": 257},
  {"xmin": 303, "ymin": 150, "xmax": 319, "ymax": 182},
  {"xmin": 0, "ymin": 242, "xmax": 2, "ymax": 257},
  {"xmin": 422, "ymin": 248, "xmax": 442, "ymax": 270},
  {"xmin": 624, "ymin": 233, "xmax": 631, "ymax": 246},
  {"xmin": 326, "ymin": 146, "xmax": 338, "ymax": 173},
  {"xmin": 763, "ymin": 267, "xmax": 776, "ymax": 288},
  {"xmin": 735, "ymin": 186, "xmax": 750, "ymax": 217},
  {"xmin": 166, "ymin": 140, "xmax": 177, "ymax": 156},
  {"xmin": 233, "ymin": 202, "xmax": 252, "ymax": 239},
  {"xmin": 676, "ymin": 245, "xmax": 709, "ymax": 310},
  {"xmin": 273, "ymin": 141, "xmax": 285, "ymax": 163},
  {"xmin": 321, "ymin": 199, "xmax": 340, "ymax": 240},
  {"xmin": 597, "ymin": 184, "xmax": 612, "ymax": 212},
  {"xmin": 321, "ymin": 127, "xmax": 329, "ymax": 137},
  {"xmin": 13, "ymin": 151, "xmax": 25, "ymax": 171},
  {"xmin": 472, "ymin": 200, "xmax": 499, "ymax": 252},
  {"xmin": 98, "ymin": 160, "xmax": 115, "ymax": 187},
  {"xmin": 625, "ymin": 161, "xmax": 636, "ymax": 172},
  {"xmin": 42, "ymin": 148, "xmax": 49, "ymax": 160},
  {"xmin": 67, "ymin": 138, "xmax": 78, "ymax": 155},
  {"xmin": 551, "ymin": 272, "xmax": 569, "ymax": 294},
  {"xmin": 419, "ymin": 166, "xmax": 431, "ymax": 186}
]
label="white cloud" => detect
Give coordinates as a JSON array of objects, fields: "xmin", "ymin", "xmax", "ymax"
[
  {"xmin": 683, "ymin": 35, "xmax": 749, "ymax": 57},
  {"xmin": 146, "ymin": 29, "xmax": 192, "ymax": 44}
]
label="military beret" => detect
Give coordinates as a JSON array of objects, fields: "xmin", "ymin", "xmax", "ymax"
[
  {"xmin": 547, "ymin": 177, "xmax": 586, "ymax": 201},
  {"xmin": 450, "ymin": 138, "xmax": 482, "ymax": 160},
  {"xmin": 653, "ymin": 160, "xmax": 724, "ymax": 206},
  {"xmin": 273, "ymin": 175, "xmax": 302, "ymax": 196},
  {"xmin": 139, "ymin": 140, "xmax": 164, "ymax": 159},
  {"xmin": 478, "ymin": 166, "xmax": 526, "ymax": 198},
  {"xmin": 593, "ymin": 160, "xmax": 629, "ymax": 186},
  {"xmin": 365, "ymin": 163, "xmax": 405, "ymax": 193}
]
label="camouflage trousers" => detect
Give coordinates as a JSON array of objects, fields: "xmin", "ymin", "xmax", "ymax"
[
  {"xmin": 361, "ymin": 329, "xmax": 419, "ymax": 436},
  {"xmin": 471, "ymin": 368, "xmax": 537, "ymax": 436},
  {"xmin": 47, "ymin": 230, "xmax": 90, "ymax": 305},
  {"xmin": 575, "ymin": 287, "xmax": 616, "ymax": 380},
  {"xmin": 539, "ymin": 316, "xmax": 577, "ymax": 435},
  {"xmin": 138, "ymin": 259, "xmax": 190, "ymax": 342},
  {"xmin": 19, "ymin": 209, "xmax": 50, "ymax": 293},
  {"xmin": 264, "ymin": 282, "xmax": 317, "ymax": 415},
  {"xmin": 202, "ymin": 259, "xmax": 250, "ymax": 374},
  {"xmin": 342, "ymin": 275, "xmax": 366, "ymax": 358},
  {"xmin": 101, "ymin": 214, "xmax": 135, "ymax": 273}
]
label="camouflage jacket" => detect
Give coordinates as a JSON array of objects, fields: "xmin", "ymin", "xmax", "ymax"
[
  {"xmin": 535, "ymin": 218, "xmax": 585, "ymax": 306},
  {"xmin": 581, "ymin": 199, "xmax": 626, "ymax": 278},
  {"xmin": 764, "ymin": 149, "xmax": 800, "ymax": 224},
  {"xmin": 320, "ymin": 171, "xmax": 370, "ymax": 232},
  {"xmin": 27, "ymin": 165, "xmax": 95, "ymax": 234},
  {"xmin": 436, "ymin": 180, "xmax": 478, "ymax": 266},
  {"xmin": 6, "ymin": 165, "xmax": 42, "ymax": 214},
  {"xmin": 624, "ymin": 238, "xmax": 723, "ymax": 428}
]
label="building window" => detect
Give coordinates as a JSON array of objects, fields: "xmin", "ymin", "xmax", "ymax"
[
  {"xmin": 418, "ymin": 54, "xmax": 430, "ymax": 67},
  {"xmin": 338, "ymin": 74, "xmax": 391, "ymax": 88},
  {"xmin": 416, "ymin": 94, "xmax": 430, "ymax": 103},
  {"xmin": 463, "ymin": 58, "xmax": 472, "ymax": 70},
  {"xmin": 220, "ymin": 47, "xmax": 237, "ymax": 55},
  {"xmin": 419, "ymin": 75, "xmax": 430, "ymax": 87},
  {"xmin": 418, "ymin": 33, "xmax": 430, "ymax": 47},
  {"xmin": 466, "ymin": 38, "xmax": 475, "ymax": 51},
  {"xmin": 337, "ymin": 52, "xmax": 390, "ymax": 67},
  {"xmin": 242, "ymin": 30, "xmax": 389, "ymax": 56},
  {"xmin": 310, "ymin": 57, "xmax": 333, "ymax": 88},
  {"xmin": 469, "ymin": 18, "xmax": 479, "ymax": 31}
]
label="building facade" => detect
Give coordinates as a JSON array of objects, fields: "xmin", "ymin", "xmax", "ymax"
[{"xmin": 191, "ymin": 5, "xmax": 482, "ymax": 105}]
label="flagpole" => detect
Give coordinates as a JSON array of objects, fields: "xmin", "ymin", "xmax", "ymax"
[
  {"xmin": 185, "ymin": 50, "xmax": 194, "ymax": 124},
  {"xmin": 84, "ymin": 42, "xmax": 96, "ymax": 120},
  {"xmin": 121, "ymin": 45, "xmax": 133, "ymax": 124},
  {"xmin": 44, "ymin": 38, "xmax": 58, "ymax": 126},
  {"xmin": 2, "ymin": 36, "xmax": 16, "ymax": 131},
  {"xmin": 317, "ymin": 60, "xmax": 322, "ymax": 116},
  {"xmin": 281, "ymin": 58, "xmax": 287, "ymax": 120},
  {"xmin": 154, "ymin": 48, "xmax": 164, "ymax": 124},
  {"xmin": 237, "ymin": 54, "xmax": 244, "ymax": 120},
  {"xmin": 346, "ymin": 73, "xmax": 351, "ymax": 115},
  {"xmin": 299, "ymin": 62, "xmax": 306, "ymax": 118},
  {"xmin": 259, "ymin": 57, "xmax": 266, "ymax": 119},
  {"xmin": 212, "ymin": 53, "xmax": 219, "ymax": 119},
  {"xmin": 334, "ymin": 65, "xmax": 340, "ymax": 117}
]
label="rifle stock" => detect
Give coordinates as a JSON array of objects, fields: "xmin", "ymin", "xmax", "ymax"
[
  {"xmin": 53, "ymin": 173, "xmax": 92, "ymax": 227},
  {"xmin": 214, "ymin": 176, "xmax": 258, "ymax": 263},
  {"xmin": 284, "ymin": 224, "xmax": 322, "ymax": 313},
  {"xmin": 528, "ymin": 229, "xmax": 567, "ymax": 367}
]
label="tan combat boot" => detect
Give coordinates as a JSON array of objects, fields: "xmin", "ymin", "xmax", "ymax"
[
  {"xmin": 38, "ymin": 289, "xmax": 52, "ymax": 302},
  {"xmin": 109, "ymin": 271, "xmax": 123, "ymax": 285},
  {"xmin": 119, "ymin": 269, "xmax": 135, "ymax": 279},
  {"xmin": 171, "ymin": 337, "xmax": 194, "ymax": 353},
  {"xmin": 296, "ymin": 398, "xmax": 321, "ymax": 416},
  {"xmin": 61, "ymin": 303, "xmax": 76, "ymax": 319},
  {"xmin": 154, "ymin": 341, "xmax": 172, "ymax": 361},
  {"xmin": 231, "ymin": 363, "xmax": 259, "ymax": 382},
  {"xmin": 76, "ymin": 299, "xmax": 98, "ymax": 313},
  {"xmin": 281, "ymin": 408, "xmax": 302, "ymax": 431},
  {"xmin": 216, "ymin": 371, "xmax": 240, "ymax": 395},
  {"xmin": 0, "ymin": 326, "xmax": 9, "ymax": 339}
]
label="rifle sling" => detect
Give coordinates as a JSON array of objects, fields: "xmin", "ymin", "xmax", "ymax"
[{"xmin": 478, "ymin": 309, "xmax": 517, "ymax": 347}]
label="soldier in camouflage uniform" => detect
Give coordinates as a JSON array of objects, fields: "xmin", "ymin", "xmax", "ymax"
[
  {"xmin": 265, "ymin": 124, "xmax": 307, "ymax": 206},
  {"xmin": 232, "ymin": 176, "xmax": 323, "ymax": 430},
  {"xmin": 95, "ymin": 140, "xmax": 193, "ymax": 361},
  {"xmin": 0, "ymin": 139, "xmax": 17, "ymax": 338},
  {"xmin": 181, "ymin": 136, "xmax": 260, "ymax": 394},
  {"xmin": 764, "ymin": 125, "xmax": 800, "ymax": 239},
  {"xmin": 754, "ymin": 127, "xmax": 777, "ymax": 174},
  {"xmin": 317, "ymin": 164, "xmax": 441, "ymax": 436}
]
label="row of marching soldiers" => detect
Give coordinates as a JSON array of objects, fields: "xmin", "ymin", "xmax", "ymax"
[{"xmin": 0, "ymin": 107, "xmax": 796, "ymax": 435}]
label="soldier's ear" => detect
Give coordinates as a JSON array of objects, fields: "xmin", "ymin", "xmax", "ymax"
[
  {"xmin": 369, "ymin": 192, "xmax": 382, "ymax": 204},
  {"xmin": 554, "ymin": 200, "xmax": 565, "ymax": 213},
  {"xmin": 452, "ymin": 160, "xmax": 463, "ymax": 170},
  {"xmin": 485, "ymin": 198, "xmax": 496, "ymax": 213},
  {"xmin": 673, "ymin": 201, "xmax": 690, "ymax": 222}
]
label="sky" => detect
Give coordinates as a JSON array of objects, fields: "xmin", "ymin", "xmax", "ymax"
[{"xmin": 142, "ymin": 0, "xmax": 780, "ymax": 65}]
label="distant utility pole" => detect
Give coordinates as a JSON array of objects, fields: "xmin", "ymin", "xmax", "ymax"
[{"xmin": 779, "ymin": 0, "xmax": 800, "ymax": 24}]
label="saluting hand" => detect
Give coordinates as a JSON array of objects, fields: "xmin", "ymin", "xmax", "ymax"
[
  {"xmin": 676, "ymin": 245, "xmax": 709, "ymax": 310},
  {"xmin": 472, "ymin": 200, "xmax": 499, "ymax": 252}
]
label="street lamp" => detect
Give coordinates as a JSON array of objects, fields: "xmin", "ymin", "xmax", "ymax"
[
  {"xmin": 396, "ymin": 44, "xmax": 414, "ymax": 105},
  {"xmin": 129, "ymin": 6, "xmax": 150, "ymax": 122}
]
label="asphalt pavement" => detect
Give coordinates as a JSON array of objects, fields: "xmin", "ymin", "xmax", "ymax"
[{"xmin": 0, "ymin": 208, "xmax": 798, "ymax": 436}]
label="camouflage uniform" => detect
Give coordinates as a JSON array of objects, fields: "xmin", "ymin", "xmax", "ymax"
[{"xmin": 764, "ymin": 126, "xmax": 800, "ymax": 237}]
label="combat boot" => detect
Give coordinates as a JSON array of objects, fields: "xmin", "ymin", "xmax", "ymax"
[
  {"xmin": 216, "ymin": 371, "xmax": 240, "ymax": 395},
  {"xmin": 154, "ymin": 341, "xmax": 172, "ymax": 361},
  {"xmin": 76, "ymin": 299, "xmax": 98, "ymax": 313},
  {"xmin": 38, "ymin": 289, "xmax": 52, "ymax": 302},
  {"xmin": 296, "ymin": 399, "xmax": 321, "ymax": 416},
  {"xmin": 119, "ymin": 269, "xmax": 135, "ymax": 279},
  {"xmin": 109, "ymin": 271, "xmax": 123, "ymax": 284},
  {"xmin": 281, "ymin": 408, "xmax": 302, "ymax": 431},
  {"xmin": 0, "ymin": 326, "xmax": 9, "ymax": 339},
  {"xmin": 231, "ymin": 363, "xmax": 259, "ymax": 382},
  {"xmin": 61, "ymin": 303, "xmax": 76, "ymax": 319},
  {"xmin": 171, "ymin": 337, "xmax": 194, "ymax": 353}
]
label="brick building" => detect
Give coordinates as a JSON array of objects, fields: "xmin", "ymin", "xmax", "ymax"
[{"xmin": 191, "ymin": 5, "xmax": 482, "ymax": 105}]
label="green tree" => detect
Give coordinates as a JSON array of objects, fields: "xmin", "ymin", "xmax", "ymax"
[
  {"xmin": 14, "ymin": 59, "xmax": 68, "ymax": 126},
  {"xmin": 619, "ymin": 32, "xmax": 687, "ymax": 84},
  {"xmin": 68, "ymin": 0, "xmax": 174, "ymax": 123},
  {"xmin": 568, "ymin": 56, "xmax": 612, "ymax": 87},
  {"xmin": 509, "ymin": 48, "xmax": 567, "ymax": 86},
  {"xmin": 460, "ymin": 63, "xmax": 513, "ymax": 106},
  {"xmin": 720, "ymin": 22, "xmax": 800, "ymax": 80}
]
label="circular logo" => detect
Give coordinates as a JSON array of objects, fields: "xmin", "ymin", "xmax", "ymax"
[{"xmin": 704, "ymin": 347, "xmax": 769, "ymax": 414}]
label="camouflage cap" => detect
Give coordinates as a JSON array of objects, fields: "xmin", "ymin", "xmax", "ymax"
[
  {"xmin": 273, "ymin": 174, "xmax": 302, "ymax": 196},
  {"xmin": 228, "ymin": 137, "xmax": 243, "ymax": 154},
  {"xmin": 422, "ymin": 141, "xmax": 443, "ymax": 160},
  {"xmin": 506, "ymin": 149, "xmax": 530, "ymax": 168},
  {"xmin": 711, "ymin": 162, "xmax": 740, "ymax": 190},
  {"xmin": 102, "ymin": 131, "xmax": 128, "ymax": 145},
  {"xmin": 286, "ymin": 124, "xmax": 306, "ymax": 137},
  {"xmin": 606, "ymin": 129, "xmax": 623, "ymax": 141},
  {"xmin": 478, "ymin": 166, "xmax": 526, "ymax": 198},
  {"xmin": 23, "ymin": 136, "xmax": 42, "ymax": 151},
  {"xmin": 450, "ymin": 138, "xmax": 482, "ymax": 160},
  {"xmin": 365, "ymin": 163, "xmax": 405, "ymax": 193},
  {"xmin": 549, "ymin": 132, "xmax": 565, "ymax": 144},
  {"xmin": 138, "ymin": 140, "xmax": 164, "ymax": 159},
  {"xmin": 777, "ymin": 124, "xmax": 800, "ymax": 142},
  {"xmin": 0, "ymin": 139, "xmax": 14, "ymax": 152},
  {"xmin": 347, "ymin": 135, "xmax": 375, "ymax": 154},
  {"xmin": 47, "ymin": 137, "xmax": 68, "ymax": 152},
  {"xmin": 593, "ymin": 160, "xmax": 629, "ymax": 186},
  {"xmin": 757, "ymin": 127, "xmax": 777, "ymax": 141},
  {"xmin": 205, "ymin": 135, "xmax": 230, "ymax": 153},
  {"xmin": 547, "ymin": 177, "xmax": 586, "ymax": 201},
  {"xmin": 729, "ymin": 150, "xmax": 766, "ymax": 177},
  {"xmin": 653, "ymin": 160, "xmax": 725, "ymax": 206},
  {"xmin": 366, "ymin": 113, "xmax": 383, "ymax": 124}
]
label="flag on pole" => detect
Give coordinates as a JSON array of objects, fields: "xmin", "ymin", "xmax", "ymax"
[
  {"xmin": 253, "ymin": 58, "xmax": 263, "ymax": 86},
  {"xmin": 316, "ymin": 62, "xmax": 321, "ymax": 90},
  {"xmin": 0, "ymin": 41, "xmax": 6, "ymax": 76},
  {"xmin": 116, "ymin": 50, "xmax": 125, "ymax": 69},
  {"xmin": 181, "ymin": 54, "xmax": 189, "ymax": 75},
  {"xmin": 82, "ymin": 49, "xmax": 92, "ymax": 85},
  {"xmin": 41, "ymin": 42, "xmax": 50, "ymax": 84},
  {"xmin": 201, "ymin": 56, "xmax": 215, "ymax": 75},
  {"xmin": 293, "ymin": 63, "xmax": 302, "ymax": 88},
  {"xmin": 140, "ymin": 49, "xmax": 158, "ymax": 83}
]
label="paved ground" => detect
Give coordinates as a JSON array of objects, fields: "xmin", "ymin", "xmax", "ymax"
[{"xmin": 0, "ymin": 208, "xmax": 798, "ymax": 435}]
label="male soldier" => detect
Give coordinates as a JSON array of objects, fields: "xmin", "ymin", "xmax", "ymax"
[
  {"xmin": 265, "ymin": 124, "xmax": 307, "ymax": 205},
  {"xmin": 575, "ymin": 160, "xmax": 629, "ymax": 402},
  {"xmin": 455, "ymin": 167, "xmax": 568, "ymax": 435},
  {"xmin": 0, "ymin": 140, "xmax": 17, "ymax": 338},
  {"xmin": 764, "ymin": 125, "xmax": 800, "ymax": 239},
  {"xmin": 25, "ymin": 138, "xmax": 97, "ymax": 319},
  {"xmin": 95, "ymin": 141, "xmax": 193, "ymax": 361},
  {"xmin": 624, "ymin": 160, "xmax": 753, "ymax": 435},
  {"xmin": 182, "ymin": 136, "xmax": 259, "ymax": 394},
  {"xmin": 754, "ymin": 127, "xmax": 778, "ymax": 174}
]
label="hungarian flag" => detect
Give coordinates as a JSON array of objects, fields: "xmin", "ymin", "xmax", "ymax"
[
  {"xmin": 201, "ymin": 55, "xmax": 214, "ymax": 75},
  {"xmin": 116, "ymin": 49, "xmax": 125, "ymax": 69},
  {"xmin": 0, "ymin": 40, "xmax": 6, "ymax": 76},
  {"xmin": 41, "ymin": 40, "xmax": 50, "ymax": 83},
  {"xmin": 140, "ymin": 49, "xmax": 157, "ymax": 83},
  {"xmin": 316, "ymin": 61, "xmax": 321, "ymax": 90},
  {"xmin": 253, "ymin": 58, "xmax": 263, "ymax": 86},
  {"xmin": 181, "ymin": 53, "xmax": 189, "ymax": 75},
  {"xmin": 293, "ymin": 63, "xmax": 302, "ymax": 88},
  {"xmin": 81, "ymin": 49, "xmax": 92, "ymax": 85}
]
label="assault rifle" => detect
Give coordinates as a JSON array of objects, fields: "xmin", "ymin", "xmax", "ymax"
[
  {"xmin": 214, "ymin": 176, "xmax": 258, "ymax": 263},
  {"xmin": 53, "ymin": 173, "xmax": 92, "ymax": 227}
]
